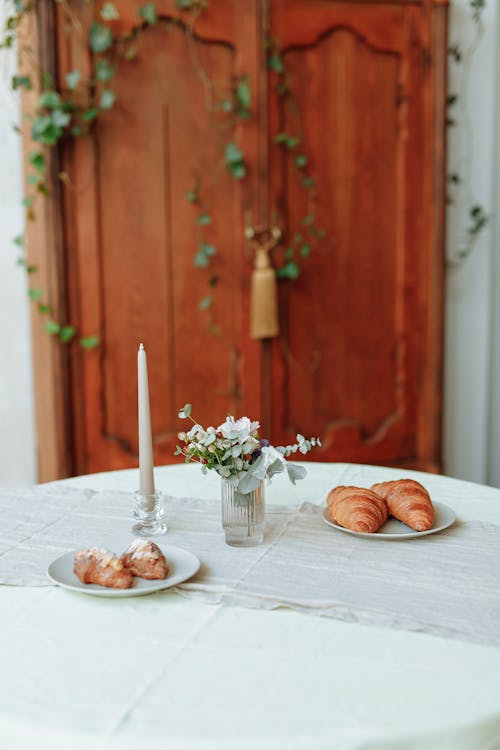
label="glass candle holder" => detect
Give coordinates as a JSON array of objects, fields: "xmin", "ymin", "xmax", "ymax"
[
  {"xmin": 132, "ymin": 490, "xmax": 167, "ymax": 536},
  {"xmin": 221, "ymin": 478, "xmax": 265, "ymax": 546}
]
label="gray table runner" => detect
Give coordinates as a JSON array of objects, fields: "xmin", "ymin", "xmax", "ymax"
[{"xmin": 1, "ymin": 484, "xmax": 499, "ymax": 647}]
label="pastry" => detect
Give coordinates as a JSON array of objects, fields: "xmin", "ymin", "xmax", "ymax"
[
  {"xmin": 327, "ymin": 486, "xmax": 389, "ymax": 533},
  {"xmin": 121, "ymin": 539, "xmax": 169, "ymax": 580},
  {"xmin": 73, "ymin": 547, "xmax": 134, "ymax": 589},
  {"xmin": 370, "ymin": 478, "xmax": 434, "ymax": 532}
]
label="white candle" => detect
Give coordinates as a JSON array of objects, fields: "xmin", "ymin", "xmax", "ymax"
[{"xmin": 137, "ymin": 343, "xmax": 155, "ymax": 495}]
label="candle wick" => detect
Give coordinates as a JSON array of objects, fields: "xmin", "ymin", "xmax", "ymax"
[{"xmin": 139, "ymin": 342, "xmax": 145, "ymax": 351}]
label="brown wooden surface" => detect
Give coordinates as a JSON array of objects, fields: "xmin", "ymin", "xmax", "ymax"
[{"xmin": 25, "ymin": 0, "xmax": 447, "ymax": 479}]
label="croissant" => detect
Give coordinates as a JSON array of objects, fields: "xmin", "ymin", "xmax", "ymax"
[
  {"xmin": 74, "ymin": 547, "xmax": 134, "ymax": 589},
  {"xmin": 327, "ymin": 486, "xmax": 389, "ymax": 533},
  {"xmin": 370, "ymin": 479, "xmax": 434, "ymax": 531},
  {"xmin": 121, "ymin": 540, "xmax": 169, "ymax": 580}
]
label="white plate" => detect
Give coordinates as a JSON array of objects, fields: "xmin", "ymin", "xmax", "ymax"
[
  {"xmin": 47, "ymin": 542, "xmax": 200, "ymax": 597},
  {"xmin": 322, "ymin": 501, "xmax": 456, "ymax": 539}
]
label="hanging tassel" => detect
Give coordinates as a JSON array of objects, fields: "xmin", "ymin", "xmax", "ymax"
[{"xmin": 251, "ymin": 247, "xmax": 279, "ymax": 340}]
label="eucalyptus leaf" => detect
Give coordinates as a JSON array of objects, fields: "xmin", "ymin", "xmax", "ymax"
[{"xmin": 286, "ymin": 463, "xmax": 307, "ymax": 484}]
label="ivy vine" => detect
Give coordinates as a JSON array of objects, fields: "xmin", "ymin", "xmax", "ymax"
[{"xmin": 446, "ymin": 0, "xmax": 489, "ymax": 269}]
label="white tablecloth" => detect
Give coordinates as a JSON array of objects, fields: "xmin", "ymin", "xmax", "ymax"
[{"xmin": 1, "ymin": 462, "xmax": 500, "ymax": 750}]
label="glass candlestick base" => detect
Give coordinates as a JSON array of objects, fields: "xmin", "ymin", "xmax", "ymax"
[{"xmin": 132, "ymin": 490, "xmax": 167, "ymax": 536}]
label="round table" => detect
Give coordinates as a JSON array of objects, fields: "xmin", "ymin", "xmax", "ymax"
[{"xmin": 2, "ymin": 462, "xmax": 500, "ymax": 750}]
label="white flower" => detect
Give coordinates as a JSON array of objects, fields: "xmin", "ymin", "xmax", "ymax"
[{"xmin": 217, "ymin": 415, "xmax": 260, "ymax": 439}]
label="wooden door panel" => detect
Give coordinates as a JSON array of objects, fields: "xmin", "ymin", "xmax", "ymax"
[
  {"xmin": 61, "ymin": 2, "xmax": 262, "ymax": 474},
  {"xmin": 268, "ymin": 2, "xmax": 445, "ymax": 467}
]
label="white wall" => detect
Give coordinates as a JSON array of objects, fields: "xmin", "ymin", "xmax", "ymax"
[
  {"xmin": 443, "ymin": 1, "xmax": 499, "ymax": 485},
  {"xmin": 0, "ymin": 4, "xmax": 498, "ymax": 488},
  {"xmin": 0, "ymin": 42, "xmax": 36, "ymax": 488}
]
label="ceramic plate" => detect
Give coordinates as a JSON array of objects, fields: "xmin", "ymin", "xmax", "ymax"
[
  {"xmin": 322, "ymin": 501, "xmax": 456, "ymax": 539},
  {"xmin": 47, "ymin": 542, "xmax": 200, "ymax": 597}
]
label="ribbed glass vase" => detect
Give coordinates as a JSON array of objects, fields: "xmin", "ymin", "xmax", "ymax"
[{"xmin": 221, "ymin": 478, "xmax": 265, "ymax": 546}]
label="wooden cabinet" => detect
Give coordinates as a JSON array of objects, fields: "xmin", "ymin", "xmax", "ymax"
[{"xmin": 26, "ymin": 0, "xmax": 447, "ymax": 480}]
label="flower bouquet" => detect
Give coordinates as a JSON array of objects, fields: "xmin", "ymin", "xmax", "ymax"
[{"xmin": 175, "ymin": 404, "xmax": 321, "ymax": 546}]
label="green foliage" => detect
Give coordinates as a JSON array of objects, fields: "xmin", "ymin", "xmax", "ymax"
[
  {"xmin": 267, "ymin": 52, "xmax": 284, "ymax": 73},
  {"xmin": 45, "ymin": 320, "xmax": 61, "ymax": 335},
  {"xmin": 138, "ymin": 3, "xmax": 158, "ymax": 24},
  {"xmin": 80, "ymin": 336, "xmax": 100, "ymax": 350},
  {"xmin": 12, "ymin": 75, "xmax": 31, "ymax": 90},
  {"xmin": 197, "ymin": 213, "xmax": 211, "ymax": 226},
  {"xmin": 38, "ymin": 90, "xmax": 61, "ymax": 109},
  {"xmin": 95, "ymin": 60, "xmax": 115, "ymax": 82},
  {"xmin": 59, "ymin": 325, "xmax": 76, "ymax": 343},
  {"xmin": 178, "ymin": 403, "xmax": 192, "ymax": 418},
  {"xmin": 101, "ymin": 2, "xmax": 120, "ymax": 20},
  {"xmin": 235, "ymin": 75, "xmax": 251, "ymax": 118},
  {"xmin": 99, "ymin": 90, "xmax": 116, "ymax": 110},
  {"xmin": 198, "ymin": 295, "xmax": 213, "ymax": 311},
  {"xmin": 470, "ymin": 0, "xmax": 486, "ymax": 22},
  {"xmin": 194, "ymin": 242, "xmax": 216, "ymax": 267},
  {"xmin": 295, "ymin": 154, "xmax": 308, "ymax": 168},
  {"xmin": 277, "ymin": 261, "xmax": 300, "ymax": 280},
  {"xmin": 225, "ymin": 142, "xmax": 246, "ymax": 179},
  {"xmin": 66, "ymin": 70, "xmax": 81, "ymax": 90},
  {"xmin": 28, "ymin": 288, "xmax": 43, "ymax": 301},
  {"xmin": 89, "ymin": 22, "xmax": 113, "ymax": 53}
]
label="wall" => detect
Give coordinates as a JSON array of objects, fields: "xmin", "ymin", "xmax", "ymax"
[
  {"xmin": 0, "ymin": 41, "xmax": 36, "ymax": 488},
  {"xmin": 443, "ymin": 0, "xmax": 498, "ymax": 485}
]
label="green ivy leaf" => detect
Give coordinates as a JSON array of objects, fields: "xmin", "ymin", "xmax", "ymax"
[
  {"xmin": 80, "ymin": 335, "xmax": 100, "ymax": 349},
  {"xmin": 45, "ymin": 320, "xmax": 61, "ymax": 335},
  {"xmin": 66, "ymin": 70, "xmax": 81, "ymax": 90},
  {"xmin": 197, "ymin": 213, "xmax": 211, "ymax": 226},
  {"xmin": 295, "ymin": 154, "xmax": 308, "ymax": 168},
  {"xmin": 38, "ymin": 303, "xmax": 52, "ymax": 315},
  {"xmin": 301, "ymin": 176, "xmax": 315, "ymax": 188},
  {"xmin": 300, "ymin": 244, "xmax": 311, "ymax": 258},
  {"xmin": 198, "ymin": 295, "xmax": 213, "ymax": 311},
  {"xmin": 101, "ymin": 2, "xmax": 120, "ymax": 20},
  {"xmin": 82, "ymin": 108, "xmax": 99, "ymax": 122},
  {"xmin": 138, "ymin": 3, "xmax": 157, "ymax": 24},
  {"xmin": 124, "ymin": 45, "xmax": 137, "ymax": 60},
  {"xmin": 200, "ymin": 242, "xmax": 216, "ymax": 257},
  {"xmin": 175, "ymin": 0, "xmax": 196, "ymax": 8},
  {"xmin": 13, "ymin": 234, "xmax": 24, "ymax": 247},
  {"xmin": 276, "ymin": 261, "xmax": 300, "ymax": 280},
  {"xmin": 186, "ymin": 187, "xmax": 199, "ymax": 203},
  {"xmin": 95, "ymin": 59, "xmax": 115, "ymax": 82},
  {"xmin": 89, "ymin": 22, "xmax": 113, "ymax": 53},
  {"xmin": 22, "ymin": 196, "xmax": 35, "ymax": 208},
  {"xmin": 31, "ymin": 116, "xmax": 63, "ymax": 145},
  {"xmin": 220, "ymin": 99, "xmax": 233, "ymax": 112},
  {"xmin": 236, "ymin": 75, "xmax": 251, "ymax": 109},
  {"xmin": 28, "ymin": 173, "xmax": 42, "ymax": 185},
  {"xmin": 59, "ymin": 325, "xmax": 76, "ymax": 343},
  {"xmin": 284, "ymin": 247, "xmax": 294, "ymax": 260},
  {"xmin": 51, "ymin": 109, "xmax": 71, "ymax": 127},
  {"xmin": 38, "ymin": 90, "xmax": 61, "ymax": 109},
  {"xmin": 99, "ymin": 89, "xmax": 116, "ymax": 109},
  {"xmin": 208, "ymin": 274, "xmax": 219, "ymax": 287},
  {"xmin": 225, "ymin": 142, "xmax": 243, "ymax": 164},
  {"xmin": 267, "ymin": 53, "xmax": 284, "ymax": 73},
  {"xmin": 12, "ymin": 75, "xmax": 32, "ymax": 90},
  {"xmin": 26, "ymin": 265, "xmax": 37, "ymax": 274},
  {"xmin": 28, "ymin": 288, "xmax": 43, "ymax": 301},
  {"xmin": 302, "ymin": 213, "xmax": 315, "ymax": 226},
  {"xmin": 194, "ymin": 250, "xmax": 209, "ymax": 268}
]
